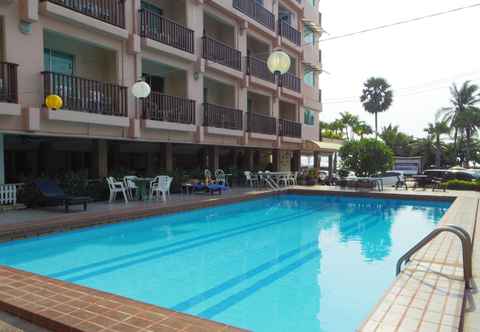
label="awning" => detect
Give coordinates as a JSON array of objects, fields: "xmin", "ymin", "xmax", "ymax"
[
  {"xmin": 302, "ymin": 19, "xmax": 322, "ymax": 32},
  {"xmin": 302, "ymin": 139, "xmax": 343, "ymax": 153}
]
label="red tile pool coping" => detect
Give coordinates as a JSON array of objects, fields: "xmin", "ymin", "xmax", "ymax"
[{"xmin": 0, "ymin": 188, "xmax": 470, "ymax": 332}]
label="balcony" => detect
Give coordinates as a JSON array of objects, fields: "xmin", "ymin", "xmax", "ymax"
[
  {"xmin": 42, "ymin": 71, "xmax": 127, "ymax": 117},
  {"xmin": 232, "ymin": 0, "xmax": 275, "ymax": 31},
  {"xmin": 278, "ymin": 20, "xmax": 301, "ymax": 46},
  {"xmin": 279, "ymin": 118, "xmax": 302, "ymax": 138},
  {"xmin": 280, "ymin": 72, "xmax": 301, "ymax": 92},
  {"xmin": 248, "ymin": 112, "xmax": 277, "ymax": 135},
  {"xmin": 202, "ymin": 36, "xmax": 242, "ymax": 72},
  {"xmin": 139, "ymin": 9, "xmax": 194, "ymax": 54},
  {"xmin": 203, "ymin": 103, "xmax": 243, "ymax": 130},
  {"xmin": 40, "ymin": 0, "xmax": 126, "ymax": 28},
  {"xmin": 142, "ymin": 93, "xmax": 195, "ymax": 124},
  {"xmin": 0, "ymin": 62, "xmax": 18, "ymax": 103},
  {"xmin": 247, "ymin": 55, "xmax": 275, "ymax": 83}
]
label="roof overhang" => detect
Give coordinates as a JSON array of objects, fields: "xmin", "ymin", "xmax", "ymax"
[
  {"xmin": 302, "ymin": 139, "xmax": 343, "ymax": 153},
  {"xmin": 302, "ymin": 19, "xmax": 322, "ymax": 32}
]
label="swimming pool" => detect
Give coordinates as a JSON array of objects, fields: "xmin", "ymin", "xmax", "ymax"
[{"xmin": 0, "ymin": 195, "xmax": 450, "ymax": 331}]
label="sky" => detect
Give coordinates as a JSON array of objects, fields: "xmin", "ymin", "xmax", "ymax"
[{"xmin": 319, "ymin": 0, "xmax": 480, "ymax": 137}]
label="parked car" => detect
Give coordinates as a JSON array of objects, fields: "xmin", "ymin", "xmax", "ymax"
[
  {"xmin": 423, "ymin": 169, "xmax": 480, "ymax": 181},
  {"xmin": 376, "ymin": 171, "xmax": 405, "ymax": 187}
]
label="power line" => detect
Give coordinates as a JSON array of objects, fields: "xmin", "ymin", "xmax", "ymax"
[{"xmin": 321, "ymin": 3, "xmax": 480, "ymax": 42}]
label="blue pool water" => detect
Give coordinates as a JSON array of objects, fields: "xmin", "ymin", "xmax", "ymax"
[{"xmin": 0, "ymin": 195, "xmax": 450, "ymax": 331}]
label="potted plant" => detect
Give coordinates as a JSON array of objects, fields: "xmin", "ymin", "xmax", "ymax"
[{"xmin": 305, "ymin": 169, "xmax": 319, "ymax": 186}]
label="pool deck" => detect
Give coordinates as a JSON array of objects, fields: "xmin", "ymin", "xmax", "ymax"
[{"xmin": 0, "ymin": 185, "xmax": 479, "ymax": 331}]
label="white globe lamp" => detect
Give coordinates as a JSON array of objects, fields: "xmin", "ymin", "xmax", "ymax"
[
  {"xmin": 131, "ymin": 80, "xmax": 151, "ymax": 98},
  {"xmin": 267, "ymin": 51, "xmax": 291, "ymax": 75}
]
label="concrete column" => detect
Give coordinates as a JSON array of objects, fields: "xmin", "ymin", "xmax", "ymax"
[
  {"xmin": 97, "ymin": 140, "xmax": 108, "ymax": 178},
  {"xmin": 208, "ymin": 146, "xmax": 219, "ymax": 171},
  {"xmin": 165, "ymin": 143, "xmax": 173, "ymax": 172},
  {"xmin": 247, "ymin": 149, "xmax": 254, "ymax": 170},
  {"xmin": 313, "ymin": 151, "xmax": 320, "ymax": 168},
  {"xmin": 292, "ymin": 150, "xmax": 301, "ymax": 172},
  {"xmin": 328, "ymin": 154, "xmax": 333, "ymax": 179},
  {"xmin": 272, "ymin": 150, "xmax": 280, "ymax": 172},
  {"xmin": 186, "ymin": 0, "xmax": 204, "ymax": 127},
  {"xmin": 0, "ymin": 134, "xmax": 4, "ymax": 184},
  {"xmin": 333, "ymin": 152, "xmax": 338, "ymax": 173}
]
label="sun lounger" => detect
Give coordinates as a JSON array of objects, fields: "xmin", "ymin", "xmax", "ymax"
[{"xmin": 33, "ymin": 180, "xmax": 91, "ymax": 212}]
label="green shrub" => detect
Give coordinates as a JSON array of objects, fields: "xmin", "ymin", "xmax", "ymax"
[
  {"xmin": 444, "ymin": 179, "xmax": 480, "ymax": 191},
  {"xmin": 339, "ymin": 138, "xmax": 394, "ymax": 177}
]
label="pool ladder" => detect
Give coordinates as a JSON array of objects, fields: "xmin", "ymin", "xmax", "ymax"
[{"xmin": 396, "ymin": 225, "xmax": 474, "ymax": 289}]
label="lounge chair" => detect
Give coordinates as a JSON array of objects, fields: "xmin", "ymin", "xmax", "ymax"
[{"xmin": 33, "ymin": 180, "xmax": 90, "ymax": 212}]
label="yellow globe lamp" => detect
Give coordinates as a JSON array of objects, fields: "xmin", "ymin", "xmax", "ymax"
[
  {"xmin": 45, "ymin": 94, "xmax": 63, "ymax": 110},
  {"xmin": 267, "ymin": 50, "xmax": 291, "ymax": 75}
]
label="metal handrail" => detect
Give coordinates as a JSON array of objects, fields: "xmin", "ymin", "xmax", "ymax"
[{"xmin": 396, "ymin": 225, "xmax": 473, "ymax": 289}]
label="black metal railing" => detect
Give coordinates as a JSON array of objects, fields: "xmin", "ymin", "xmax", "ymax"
[
  {"xmin": 246, "ymin": 53, "xmax": 275, "ymax": 83},
  {"xmin": 0, "ymin": 62, "xmax": 18, "ymax": 103},
  {"xmin": 41, "ymin": 0, "xmax": 126, "ymax": 28},
  {"xmin": 139, "ymin": 9, "xmax": 194, "ymax": 54},
  {"xmin": 248, "ymin": 112, "xmax": 276, "ymax": 135},
  {"xmin": 142, "ymin": 92, "xmax": 195, "ymax": 124},
  {"xmin": 280, "ymin": 72, "xmax": 301, "ymax": 92},
  {"xmin": 203, "ymin": 103, "xmax": 243, "ymax": 130},
  {"xmin": 278, "ymin": 19, "xmax": 301, "ymax": 46},
  {"xmin": 202, "ymin": 35, "xmax": 242, "ymax": 71},
  {"xmin": 279, "ymin": 118, "xmax": 302, "ymax": 138},
  {"xmin": 232, "ymin": 0, "xmax": 275, "ymax": 31},
  {"xmin": 42, "ymin": 71, "xmax": 128, "ymax": 116}
]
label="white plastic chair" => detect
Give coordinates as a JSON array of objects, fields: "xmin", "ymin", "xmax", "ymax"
[
  {"xmin": 123, "ymin": 176, "xmax": 138, "ymax": 200},
  {"xmin": 106, "ymin": 177, "xmax": 128, "ymax": 203},
  {"xmin": 288, "ymin": 172, "xmax": 298, "ymax": 185},
  {"xmin": 214, "ymin": 169, "xmax": 227, "ymax": 185},
  {"xmin": 150, "ymin": 176, "xmax": 173, "ymax": 201},
  {"xmin": 278, "ymin": 174, "xmax": 289, "ymax": 187},
  {"xmin": 244, "ymin": 171, "xmax": 259, "ymax": 187}
]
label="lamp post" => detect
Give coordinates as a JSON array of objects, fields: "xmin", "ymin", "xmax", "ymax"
[{"xmin": 267, "ymin": 50, "xmax": 291, "ymax": 87}]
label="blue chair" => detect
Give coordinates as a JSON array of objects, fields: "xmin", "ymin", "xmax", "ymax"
[{"xmin": 33, "ymin": 180, "xmax": 91, "ymax": 212}]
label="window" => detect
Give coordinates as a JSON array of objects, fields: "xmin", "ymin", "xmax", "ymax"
[
  {"xmin": 304, "ymin": 109, "xmax": 315, "ymax": 125},
  {"xmin": 304, "ymin": 26, "xmax": 315, "ymax": 45},
  {"xmin": 308, "ymin": 0, "xmax": 316, "ymax": 7},
  {"xmin": 303, "ymin": 68, "xmax": 315, "ymax": 87},
  {"xmin": 255, "ymin": 0, "xmax": 264, "ymax": 5},
  {"xmin": 141, "ymin": 1, "xmax": 163, "ymax": 15},
  {"xmin": 247, "ymin": 98, "xmax": 253, "ymax": 113},
  {"xmin": 143, "ymin": 73, "xmax": 164, "ymax": 93},
  {"xmin": 278, "ymin": 8, "xmax": 293, "ymax": 25},
  {"xmin": 44, "ymin": 49, "xmax": 74, "ymax": 75}
]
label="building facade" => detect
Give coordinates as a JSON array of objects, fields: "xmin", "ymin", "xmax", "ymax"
[{"xmin": 0, "ymin": 0, "xmax": 325, "ymax": 183}]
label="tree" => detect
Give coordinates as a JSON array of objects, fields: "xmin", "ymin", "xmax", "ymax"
[
  {"xmin": 353, "ymin": 121, "xmax": 373, "ymax": 139},
  {"xmin": 380, "ymin": 125, "xmax": 413, "ymax": 156},
  {"xmin": 339, "ymin": 138, "xmax": 394, "ymax": 176},
  {"xmin": 360, "ymin": 77, "xmax": 393, "ymax": 138},
  {"xmin": 410, "ymin": 137, "xmax": 436, "ymax": 169},
  {"xmin": 437, "ymin": 81, "xmax": 480, "ymax": 165},
  {"xmin": 339, "ymin": 111, "xmax": 359, "ymax": 140},
  {"xmin": 424, "ymin": 120, "xmax": 449, "ymax": 167}
]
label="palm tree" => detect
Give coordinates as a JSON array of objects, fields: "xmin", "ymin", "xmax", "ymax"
[
  {"xmin": 360, "ymin": 77, "xmax": 393, "ymax": 138},
  {"xmin": 353, "ymin": 121, "xmax": 373, "ymax": 139},
  {"xmin": 410, "ymin": 137, "xmax": 436, "ymax": 168},
  {"xmin": 424, "ymin": 120, "xmax": 449, "ymax": 167},
  {"xmin": 437, "ymin": 81, "xmax": 480, "ymax": 164},
  {"xmin": 339, "ymin": 111, "xmax": 359, "ymax": 140}
]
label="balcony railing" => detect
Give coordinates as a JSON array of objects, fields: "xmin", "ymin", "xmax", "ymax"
[
  {"xmin": 142, "ymin": 92, "xmax": 195, "ymax": 124},
  {"xmin": 280, "ymin": 72, "xmax": 301, "ymax": 92},
  {"xmin": 278, "ymin": 20, "xmax": 301, "ymax": 46},
  {"xmin": 42, "ymin": 71, "xmax": 128, "ymax": 117},
  {"xmin": 279, "ymin": 118, "xmax": 302, "ymax": 138},
  {"xmin": 232, "ymin": 0, "xmax": 275, "ymax": 31},
  {"xmin": 41, "ymin": 0, "xmax": 126, "ymax": 28},
  {"xmin": 246, "ymin": 54, "xmax": 275, "ymax": 83},
  {"xmin": 248, "ymin": 112, "xmax": 277, "ymax": 135},
  {"xmin": 203, "ymin": 103, "xmax": 243, "ymax": 130},
  {"xmin": 202, "ymin": 35, "xmax": 242, "ymax": 71},
  {"xmin": 0, "ymin": 62, "xmax": 18, "ymax": 103},
  {"xmin": 139, "ymin": 9, "xmax": 194, "ymax": 54}
]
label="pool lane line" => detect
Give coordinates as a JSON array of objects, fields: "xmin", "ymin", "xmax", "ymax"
[
  {"xmin": 60, "ymin": 206, "xmax": 335, "ymax": 282},
  {"xmin": 171, "ymin": 241, "xmax": 319, "ymax": 312},
  {"xmin": 198, "ymin": 250, "xmax": 321, "ymax": 319},
  {"xmin": 194, "ymin": 215, "xmax": 385, "ymax": 319},
  {"xmin": 45, "ymin": 205, "xmax": 323, "ymax": 279}
]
